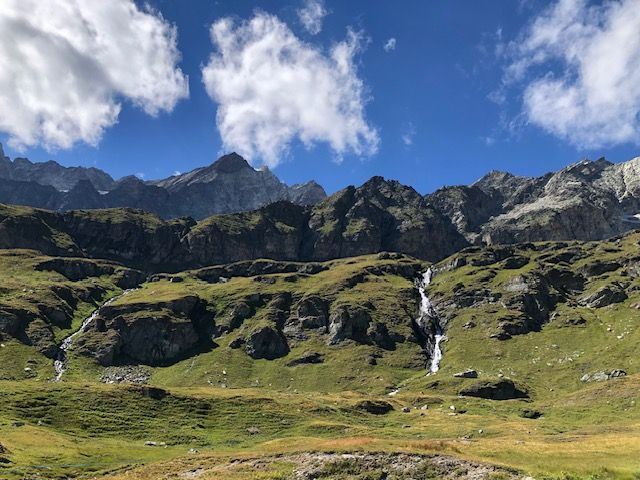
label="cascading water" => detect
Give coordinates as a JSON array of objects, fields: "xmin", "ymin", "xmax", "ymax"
[
  {"xmin": 415, "ymin": 267, "xmax": 445, "ymax": 373},
  {"xmin": 53, "ymin": 290, "xmax": 136, "ymax": 382}
]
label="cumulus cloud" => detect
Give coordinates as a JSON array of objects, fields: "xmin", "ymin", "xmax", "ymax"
[
  {"xmin": 506, "ymin": 0, "xmax": 640, "ymax": 149},
  {"xmin": 0, "ymin": 0, "xmax": 188, "ymax": 150},
  {"xmin": 202, "ymin": 13, "xmax": 379, "ymax": 167},
  {"xmin": 383, "ymin": 38, "xmax": 397, "ymax": 52},
  {"xmin": 297, "ymin": 0, "xmax": 328, "ymax": 35}
]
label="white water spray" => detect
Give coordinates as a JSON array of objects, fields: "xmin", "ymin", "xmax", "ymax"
[
  {"xmin": 415, "ymin": 268, "xmax": 445, "ymax": 373},
  {"xmin": 53, "ymin": 289, "xmax": 136, "ymax": 382}
]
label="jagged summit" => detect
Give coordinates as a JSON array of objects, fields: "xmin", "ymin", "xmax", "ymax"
[
  {"xmin": 211, "ymin": 152, "xmax": 253, "ymax": 173},
  {"xmin": 427, "ymin": 154, "xmax": 640, "ymax": 245},
  {"xmin": 0, "ymin": 145, "xmax": 115, "ymax": 191},
  {"xmin": 0, "ymin": 150, "xmax": 326, "ymax": 220}
]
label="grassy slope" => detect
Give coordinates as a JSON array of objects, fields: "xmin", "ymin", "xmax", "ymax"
[
  {"xmin": 0, "ymin": 379, "xmax": 639, "ymax": 479},
  {"xmin": 96, "ymin": 254, "xmax": 426, "ymax": 393},
  {"xmin": 1, "ymin": 238, "xmax": 640, "ymax": 478},
  {"xmin": 409, "ymin": 234, "xmax": 640, "ymax": 400},
  {"xmin": 0, "ymin": 249, "xmax": 126, "ymax": 381}
]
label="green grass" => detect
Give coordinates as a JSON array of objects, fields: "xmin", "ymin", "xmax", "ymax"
[{"xmin": 2, "ymin": 235, "xmax": 640, "ymax": 478}]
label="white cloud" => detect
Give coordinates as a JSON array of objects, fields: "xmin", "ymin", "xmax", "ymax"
[
  {"xmin": 507, "ymin": 0, "xmax": 640, "ymax": 149},
  {"xmin": 481, "ymin": 136, "xmax": 496, "ymax": 146},
  {"xmin": 202, "ymin": 13, "xmax": 379, "ymax": 168},
  {"xmin": 0, "ymin": 0, "xmax": 188, "ymax": 151},
  {"xmin": 383, "ymin": 38, "xmax": 397, "ymax": 52},
  {"xmin": 297, "ymin": 0, "xmax": 328, "ymax": 35},
  {"xmin": 401, "ymin": 122, "xmax": 416, "ymax": 147}
]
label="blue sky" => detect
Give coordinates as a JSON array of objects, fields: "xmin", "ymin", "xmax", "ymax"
[{"xmin": 1, "ymin": 0, "xmax": 639, "ymax": 195}]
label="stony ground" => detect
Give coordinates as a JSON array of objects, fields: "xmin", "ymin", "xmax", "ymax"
[{"xmin": 112, "ymin": 452, "xmax": 523, "ymax": 480}]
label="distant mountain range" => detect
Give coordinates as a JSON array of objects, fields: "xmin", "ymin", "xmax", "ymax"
[
  {"xmin": 1, "ymin": 142, "xmax": 640, "ymax": 261},
  {"xmin": 2, "ymin": 153, "xmax": 640, "ymax": 272},
  {"xmin": 0, "ymin": 144, "xmax": 326, "ymax": 220}
]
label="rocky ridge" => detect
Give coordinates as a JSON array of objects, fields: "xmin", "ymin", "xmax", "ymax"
[
  {"xmin": 0, "ymin": 176, "xmax": 466, "ymax": 271},
  {"xmin": 4, "ymin": 145, "xmax": 640, "ymax": 251},
  {"xmin": 427, "ymin": 157, "xmax": 640, "ymax": 245},
  {"xmin": 0, "ymin": 146, "xmax": 326, "ymax": 220}
]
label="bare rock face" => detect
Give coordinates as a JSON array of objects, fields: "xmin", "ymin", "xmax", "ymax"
[
  {"xmin": 307, "ymin": 176, "xmax": 468, "ymax": 263},
  {"xmin": 427, "ymin": 185, "xmax": 502, "ymax": 243},
  {"xmin": 289, "ymin": 181, "xmax": 327, "ymax": 205},
  {"xmin": 476, "ymin": 159, "xmax": 640, "ymax": 245},
  {"xmin": 0, "ymin": 148, "xmax": 115, "ymax": 191},
  {"xmin": 427, "ymin": 157, "xmax": 640, "ymax": 247},
  {"xmin": 296, "ymin": 296, "xmax": 329, "ymax": 330},
  {"xmin": 245, "ymin": 326, "xmax": 289, "ymax": 360},
  {"xmin": 76, "ymin": 295, "xmax": 214, "ymax": 366},
  {"xmin": 328, "ymin": 306, "xmax": 372, "ymax": 344}
]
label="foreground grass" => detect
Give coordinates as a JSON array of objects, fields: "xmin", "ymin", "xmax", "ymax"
[{"xmin": 0, "ymin": 379, "xmax": 639, "ymax": 479}]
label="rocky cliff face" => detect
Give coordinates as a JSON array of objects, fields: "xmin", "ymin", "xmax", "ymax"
[
  {"xmin": 0, "ymin": 147, "xmax": 327, "ymax": 220},
  {"xmin": 427, "ymin": 157, "xmax": 640, "ymax": 245},
  {"xmin": 3, "ymin": 148, "xmax": 640, "ymax": 264},
  {"xmin": 0, "ymin": 176, "xmax": 468, "ymax": 271}
]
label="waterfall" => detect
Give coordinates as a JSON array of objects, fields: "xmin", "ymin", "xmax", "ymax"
[
  {"xmin": 415, "ymin": 267, "xmax": 445, "ymax": 373},
  {"xmin": 53, "ymin": 289, "xmax": 136, "ymax": 382}
]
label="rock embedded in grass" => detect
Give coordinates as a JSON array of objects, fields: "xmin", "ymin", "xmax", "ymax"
[
  {"xmin": 459, "ymin": 379, "xmax": 528, "ymax": 400},
  {"xmin": 355, "ymin": 400, "xmax": 394, "ymax": 415},
  {"xmin": 453, "ymin": 369, "xmax": 478, "ymax": 378},
  {"xmin": 286, "ymin": 351, "xmax": 324, "ymax": 367},
  {"xmin": 580, "ymin": 369, "xmax": 626, "ymax": 382},
  {"xmin": 578, "ymin": 284, "xmax": 628, "ymax": 308},
  {"xmin": 520, "ymin": 409, "xmax": 543, "ymax": 419},
  {"xmin": 245, "ymin": 326, "xmax": 289, "ymax": 360}
]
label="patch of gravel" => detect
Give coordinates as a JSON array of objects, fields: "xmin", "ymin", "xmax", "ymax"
[
  {"xmin": 185, "ymin": 452, "xmax": 524, "ymax": 480},
  {"xmin": 101, "ymin": 366, "xmax": 151, "ymax": 384},
  {"xmin": 289, "ymin": 452, "xmax": 519, "ymax": 480}
]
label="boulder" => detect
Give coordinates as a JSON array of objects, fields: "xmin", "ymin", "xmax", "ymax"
[
  {"xmin": 135, "ymin": 386, "xmax": 169, "ymax": 400},
  {"xmin": 286, "ymin": 351, "xmax": 324, "ymax": 366},
  {"xmin": 355, "ymin": 400, "xmax": 393, "ymax": 415},
  {"xmin": 520, "ymin": 409, "xmax": 543, "ymax": 419},
  {"xmin": 580, "ymin": 369, "xmax": 626, "ymax": 382},
  {"xmin": 578, "ymin": 285, "xmax": 628, "ymax": 308},
  {"xmin": 453, "ymin": 369, "xmax": 478, "ymax": 379},
  {"xmin": 459, "ymin": 379, "xmax": 528, "ymax": 400},
  {"xmin": 245, "ymin": 326, "xmax": 289, "ymax": 360},
  {"xmin": 501, "ymin": 255, "xmax": 529, "ymax": 269}
]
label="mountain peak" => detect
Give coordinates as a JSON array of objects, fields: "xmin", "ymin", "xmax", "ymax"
[{"xmin": 211, "ymin": 152, "xmax": 252, "ymax": 173}]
